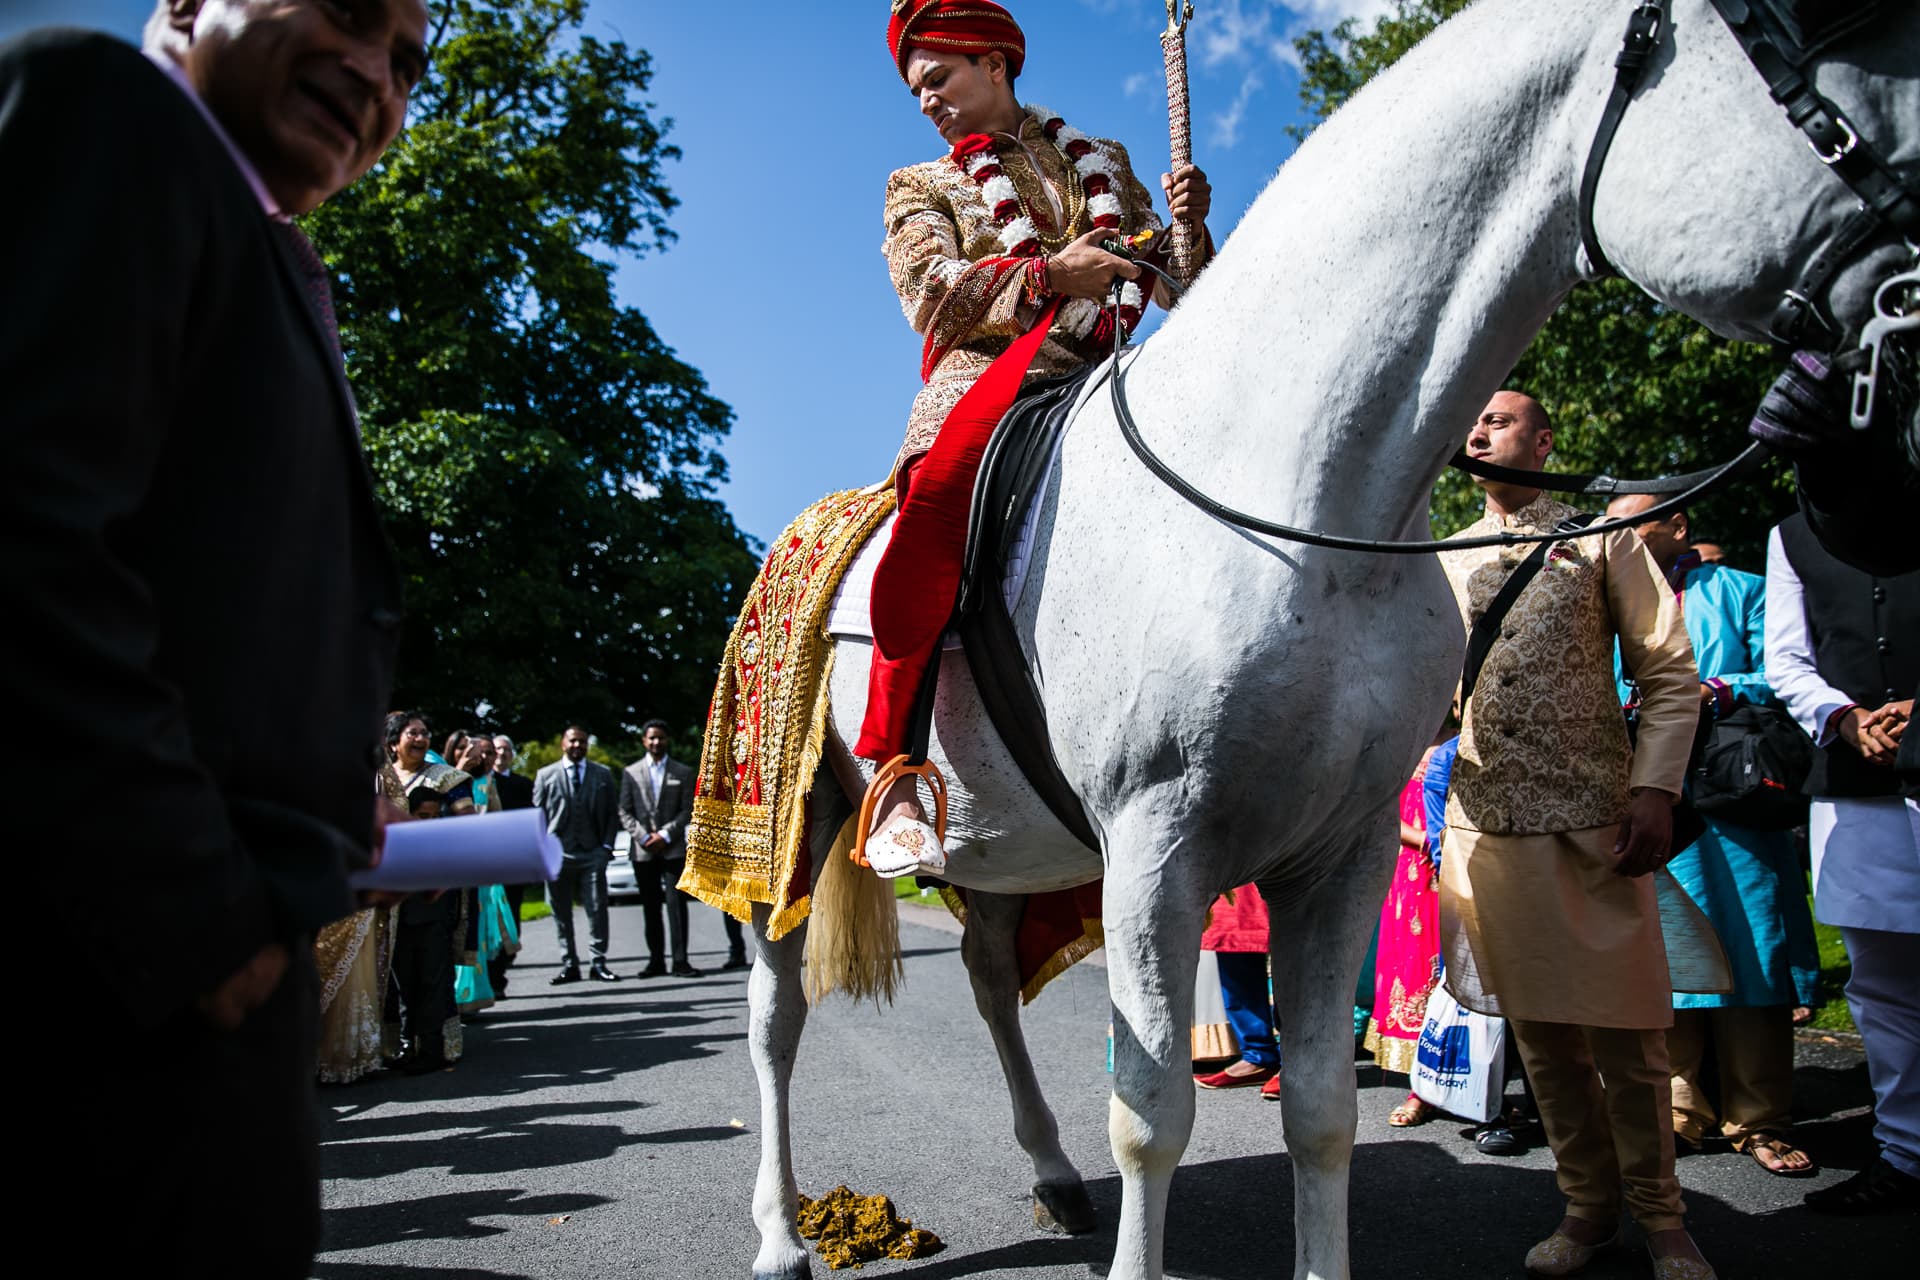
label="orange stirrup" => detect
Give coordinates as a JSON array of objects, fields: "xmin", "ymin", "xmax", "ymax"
[{"xmin": 852, "ymin": 754, "xmax": 949, "ymax": 868}]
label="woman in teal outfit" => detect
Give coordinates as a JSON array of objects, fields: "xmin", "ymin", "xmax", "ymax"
[
  {"xmin": 1611, "ymin": 500, "xmax": 1820, "ymax": 1175},
  {"xmin": 450, "ymin": 734, "xmax": 521, "ymax": 1013}
]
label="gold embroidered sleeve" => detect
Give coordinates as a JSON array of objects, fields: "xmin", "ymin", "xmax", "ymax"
[
  {"xmin": 883, "ymin": 166, "xmax": 1029, "ymax": 355},
  {"xmin": 1607, "ymin": 528, "xmax": 1700, "ymax": 798}
]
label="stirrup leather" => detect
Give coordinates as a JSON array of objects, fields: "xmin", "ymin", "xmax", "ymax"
[{"xmin": 853, "ymin": 755, "xmax": 949, "ymax": 879}]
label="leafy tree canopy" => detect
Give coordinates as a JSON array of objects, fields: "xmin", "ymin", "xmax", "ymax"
[
  {"xmin": 305, "ymin": 0, "xmax": 758, "ymax": 760},
  {"xmin": 1293, "ymin": 0, "xmax": 1794, "ymax": 564},
  {"xmin": 514, "ymin": 730, "xmax": 625, "ymax": 777}
]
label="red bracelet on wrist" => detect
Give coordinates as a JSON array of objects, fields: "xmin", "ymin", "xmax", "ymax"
[{"xmin": 1024, "ymin": 255, "xmax": 1053, "ymax": 306}]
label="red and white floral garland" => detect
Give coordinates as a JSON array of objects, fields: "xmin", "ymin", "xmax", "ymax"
[{"xmin": 951, "ymin": 104, "xmax": 1145, "ymax": 347}]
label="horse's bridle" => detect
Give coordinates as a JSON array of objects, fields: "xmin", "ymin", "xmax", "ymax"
[
  {"xmin": 1104, "ymin": 0, "xmax": 1918, "ymax": 556},
  {"xmin": 1582, "ymin": 1, "xmax": 1918, "ymax": 351}
]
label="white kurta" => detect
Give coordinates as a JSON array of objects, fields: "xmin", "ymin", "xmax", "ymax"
[{"xmin": 1763, "ymin": 526, "xmax": 1920, "ymax": 935}]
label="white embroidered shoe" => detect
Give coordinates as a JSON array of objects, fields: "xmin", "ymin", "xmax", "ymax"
[
  {"xmin": 854, "ymin": 755, "xmax": 950, "ymax": 880},
  {"xmin": 864, "ymin": 812, "xmax": 947, "ymax": 880}
]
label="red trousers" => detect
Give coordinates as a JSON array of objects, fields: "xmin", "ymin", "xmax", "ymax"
[{"xmin": 854, "ymin": 302, "xmax": 1061, "ymax": 760}]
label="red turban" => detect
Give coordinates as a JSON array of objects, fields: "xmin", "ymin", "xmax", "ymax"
[{"xmin": 887, "ymin": 0, "xmax": 1027, "ymax": 84}]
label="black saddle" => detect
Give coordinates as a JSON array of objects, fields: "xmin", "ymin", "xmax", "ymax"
[{"xmin": 940, "ymin": 362, "xmax": 1104, "ymax": 852}]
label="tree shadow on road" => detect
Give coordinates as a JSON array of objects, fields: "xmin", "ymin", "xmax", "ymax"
[
  {"xmin": 322, "ymin": 1115, "xmax": 655, "ymax": 1180},
  {"xmin": 319, "ymin": 1095, "xmax": 749, "ymax": 1182},
  {"xmin": 314, "ymin": 1266, "xmax": 534, "ymax": 1279},
  {"xmin": 350, "ymin": 1002, "xmax": 747, "ymax": 1100},
  {"xmin": 319, "ymin": 1187, "xmax": 610, "ymax": 1254},
  {"xmin": 321, "ymin": 1098, "xmax": 647, "ymax": 1141},
  {"xmin": 470, "ymin": 995, "xmax": 745, "ymax": 1025}
]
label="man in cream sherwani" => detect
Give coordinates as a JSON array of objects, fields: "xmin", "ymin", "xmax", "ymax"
[{"xmin": 1438, "ymin": 392, "xmax": 1720, "ymax": 1280}]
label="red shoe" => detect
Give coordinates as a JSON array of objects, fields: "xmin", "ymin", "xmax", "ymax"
[
  {"xmin": 1259, "ymin": 1073, "xmax": 1283, "ymax": 1101},
  {"xmin": 1193, "ymin": 1061, "xmax": 1279, "ymax": 1090}
]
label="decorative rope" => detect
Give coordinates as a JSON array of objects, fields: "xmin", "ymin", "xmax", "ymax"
[{"xmin": 1161, "ymin": 2, "xmax": 1199, "ymax": 289}]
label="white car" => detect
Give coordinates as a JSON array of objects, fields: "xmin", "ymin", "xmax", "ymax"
[{"xmin": 605, "ymin": 831, "xmax": 640, "ymax": 900}]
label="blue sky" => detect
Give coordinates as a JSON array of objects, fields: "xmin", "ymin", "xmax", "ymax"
[{"xmin": 3, "ymin": 0, "xmax": 1390, "ymax": 545}]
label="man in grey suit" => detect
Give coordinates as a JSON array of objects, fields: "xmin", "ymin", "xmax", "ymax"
[
  {"xmin": 533, "ymin": 725, "xmax": 620, "ymax": 983},
  {"xmin": 619, "ymin": 719, "xmax": 705, "ymax": 976}
]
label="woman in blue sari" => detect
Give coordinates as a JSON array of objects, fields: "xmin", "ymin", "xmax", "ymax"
[{"xmin": 1610, "ymin": 502, "xmax": 1820, "ymax": 1175}]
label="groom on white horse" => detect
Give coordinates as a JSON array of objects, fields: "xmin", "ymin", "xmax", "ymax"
[{"xmin": 857, "ymin": 0, "xmax": 1215, "ymax": 874}]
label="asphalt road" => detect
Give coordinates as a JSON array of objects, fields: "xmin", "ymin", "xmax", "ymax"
[{"xmin": 312, "ymin": 897, "xmax": 1901, "ymax": 1279}]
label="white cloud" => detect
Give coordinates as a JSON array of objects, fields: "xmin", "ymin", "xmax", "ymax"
[
  {"xmin": 1282, "ymin": 1, "xmax": 1397, "ymax": 23},
  {"xmin": 1193, "ymin": 1, "xmax": 1399, "ymax": 71},
  {"xmin": 1198, "ymin": 0, "xmax": 1283, "ymax": 70},
  {"xmin": 1123, "ymin": 70, "xmax": 1159, "ymax": 101},
  {"xmin": 1209, "ymin": 70, "xmax": 1264, "ymax": 148}
]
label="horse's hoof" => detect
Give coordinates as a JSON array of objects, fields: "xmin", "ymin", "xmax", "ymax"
[
  {"xmin": 1032, "ymin": 1180, "xmax": 1097, "ymax": 1235},
  {"xmin": 752, "ymin": 1264, "xmax": 812, "ymax": 1280}
]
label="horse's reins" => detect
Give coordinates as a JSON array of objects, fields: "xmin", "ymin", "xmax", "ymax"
[
  {"xmin": 1100, "ymin": 0, "xmax": 1917, "ymax": 556},
  {"xmin": 1104, "ymin": 253, "xmax": 1767, "ymax": 553}
]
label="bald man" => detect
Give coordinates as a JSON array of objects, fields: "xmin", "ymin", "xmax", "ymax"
[
  {"xmin": 2, "ymin": 2, "xmax": 426, "ymax": 1272},
  {"xmin": 1438, "ymin": 392, "xmax": 1716, "ymax": 1277},
  {"xmin": 1607, "ymin": 493, "xmax": 1820, "ymax": 1177}
]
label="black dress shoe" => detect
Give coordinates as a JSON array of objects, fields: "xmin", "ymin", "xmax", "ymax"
[
  {"xmin": 550, "ymin": 965, "xmax": 582, "ymax": 986},
  {"xmin": 635, "ymin": 962, "xmax": 667, "ymax": 979},
  {"xmin": 400, "ymin": 1034, "xmax": 449, "ymax": 1074},
  {"xmin": 670, "ymin": 964, "xmax": 705, "ymax": 978},
  {"xmin": 1472, "ymin": 1121, "xmax": 1522, "ymax": 1156},
  {"xmin": 1805, "ymin": 1155, "xmax": 1920, "ymax": 1214},
  {"xmin": 720, "ymin": 955, "xmax": 751, "ymax": 971},
  {"xmin": 589, "ymin": 961, "xmax": 621, "ymax": 982}
]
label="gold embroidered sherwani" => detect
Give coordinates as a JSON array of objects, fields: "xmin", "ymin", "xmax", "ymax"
[
  {"xmin": 883, "ymin": 115, "xmax": 1161, "ymax": 468},
  {"xmin": 1436, "ymin": 495, "xmax": 1710, "ymax": 1029}
]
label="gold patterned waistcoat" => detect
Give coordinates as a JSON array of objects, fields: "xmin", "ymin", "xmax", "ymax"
[{"xmin": 1439, "ymin": 496, "xmax": 1639, "ymax": 836}]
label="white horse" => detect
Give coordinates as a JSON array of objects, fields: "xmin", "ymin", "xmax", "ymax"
[{"xmin": 742, "ymin": 2, "xmax": 1918, "ymax": 1277}]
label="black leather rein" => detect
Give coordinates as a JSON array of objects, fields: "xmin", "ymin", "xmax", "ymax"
[{"xmin": 1102, "ymin": 330, "xmax": 1770, "ymax": 556}]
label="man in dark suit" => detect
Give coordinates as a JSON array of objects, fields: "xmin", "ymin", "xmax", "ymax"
[
  {"xmin": 491, "ymin": 735, "xmax": 537, "ymax": 812},
  {"xmin": 0, "ymin": 2, "xmax": 427, "ymax": 1274},
  {"xmin": 533, "ymin": 725, "xmax": 621, "ymax": 982},
  {"xmin": 619, "ymin": 719, "xmax": 709, "ymax": 976}
]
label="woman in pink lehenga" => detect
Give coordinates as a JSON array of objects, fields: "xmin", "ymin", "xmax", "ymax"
[{"xmin": 1364, "ymin": 743, "xmax": 1443, "ymax": 1126}]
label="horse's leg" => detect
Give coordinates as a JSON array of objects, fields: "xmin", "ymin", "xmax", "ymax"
[
  {"xmin": 960, "ymin": 889, "xmax": 1097, "ymax": 1235},
  {"xmin": 1263, "ymin": 830, "xmax": 1395, "ymax": 1280},
  {"xmin": 747, "ymin": 903, "xmax": 812, "ymax": 1280},
  {"xmin": 1102, "ymin": 845, "xmax": 1210, "ymax": 1280}
]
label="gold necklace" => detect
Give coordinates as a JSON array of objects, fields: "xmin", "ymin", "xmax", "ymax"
[{"xmin": 996, "ymin": 125, "xmax": 1086, "ymax": 252}]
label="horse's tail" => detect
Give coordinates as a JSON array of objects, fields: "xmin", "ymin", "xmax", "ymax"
[{"xmin": 804, "ymin": 814, "xmax": 903, "ymax": 1006}]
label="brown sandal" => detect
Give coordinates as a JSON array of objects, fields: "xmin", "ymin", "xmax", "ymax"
[
  {"xmin": 1735, "ymin": 1131, "xmax": 1817, "ymax": 1177},
  {"xmin": 1388, "ymin": 1095, "xmax": 1433, "ymax": 1127}
]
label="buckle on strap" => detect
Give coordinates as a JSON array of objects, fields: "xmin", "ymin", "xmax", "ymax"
[
  {"xmin": 1618, "ymin": 2, "xmax": 1664, "ymax": 67},
  {"xmin": 1769, "ymin": 290, "xmax": 1834, "ymax": 348},
  {"xmin": 1807, "ymin": 113, "xmax": 1860, "ymax": 165}
]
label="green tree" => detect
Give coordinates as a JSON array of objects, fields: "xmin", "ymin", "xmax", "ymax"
[
  {"xmin": 304, "ymin": 0, "xmax": 758, "ymax": 757},
  {"xmin": 515, "ymin": 730, "xmax": 624, "ymax": 777},
  {"xmin": 1293, "ymin": 0, "xmax": 1794, "ymax": 562}
]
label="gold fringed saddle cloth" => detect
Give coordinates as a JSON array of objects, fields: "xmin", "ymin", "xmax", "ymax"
[{"xmin": 680, "ymin": 486, "xmax": 897, "ymax": 940}]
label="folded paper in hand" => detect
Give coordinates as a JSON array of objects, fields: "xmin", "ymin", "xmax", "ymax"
[{"xmin": 351, "ymin": 807, "xmax": 563, "ymax": 892}]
